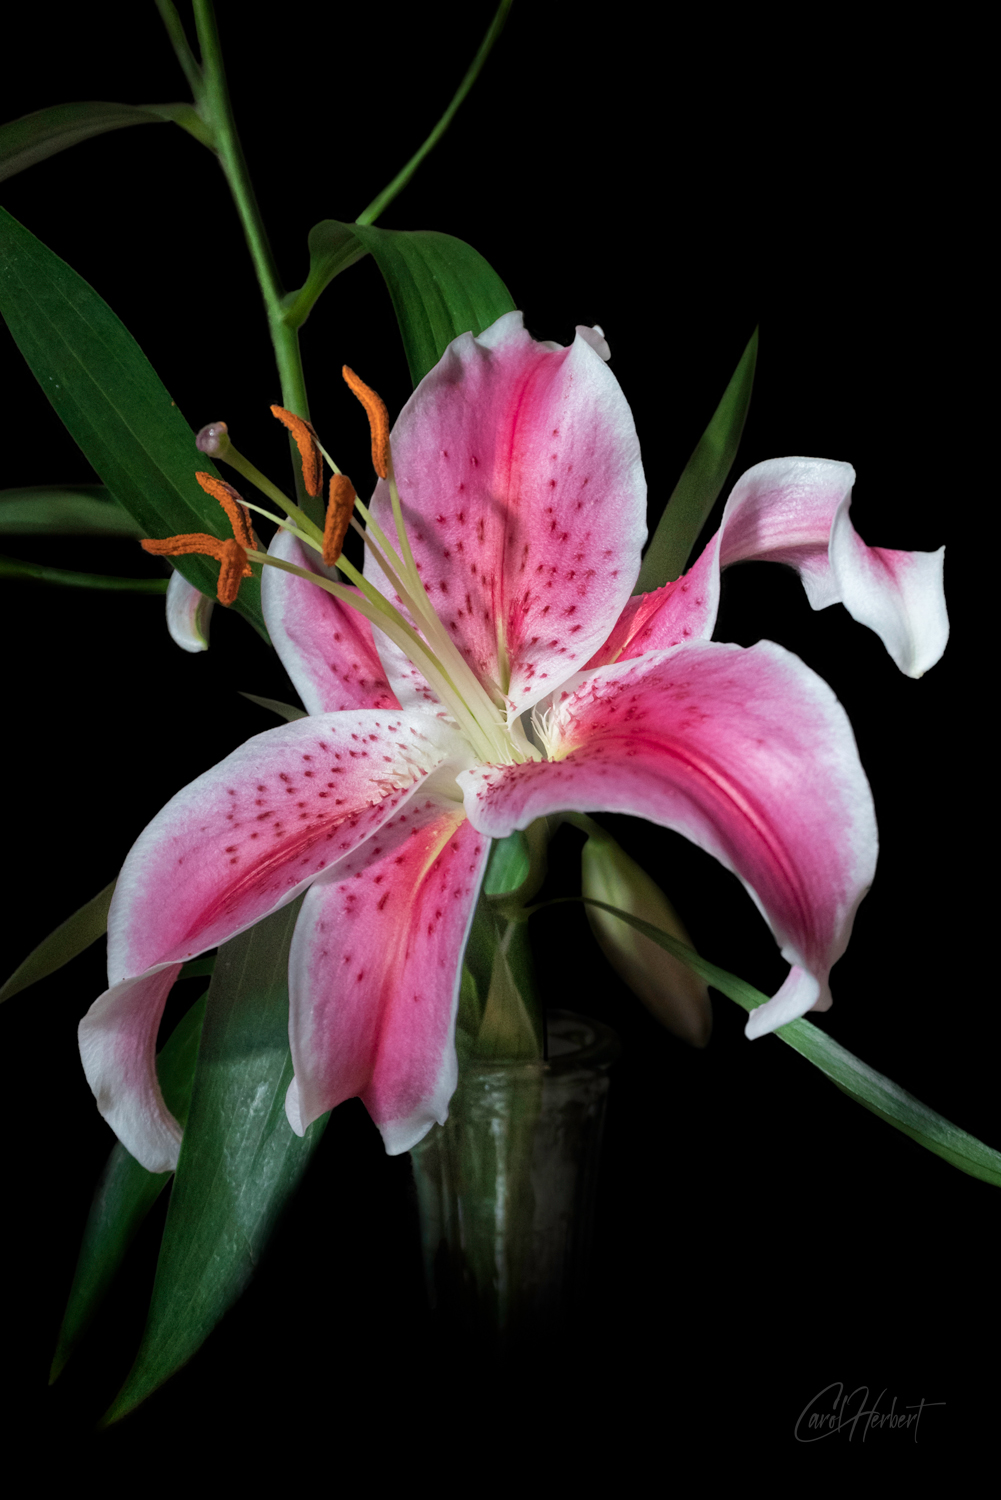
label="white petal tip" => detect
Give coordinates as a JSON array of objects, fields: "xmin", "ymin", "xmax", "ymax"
[
  {"xmin": 285, "ymin": 1076, "xmax": 306, "ymax": 1137},
  {"xmin": 377, "ymin": 1113, "xmax": 440, "ymax": 1157},
  {"xmin": 576, "ymin": 324, "xmax": 612, "ymax": 361},
  {"xmin": 744, "ymin": 966, "xmax": 823, "ymax": 1039},
  {"xmin": 166, "ymin": 569, "xmax": 213, "ymax": 652}
]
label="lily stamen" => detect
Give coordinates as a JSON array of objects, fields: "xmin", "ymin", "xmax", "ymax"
[
  {"xmin": 341, "ymin": 365, "xmax": 390, "ymax": 478},
  {"xmin": 194, "ymin": 472, "xmax": 255, "ymax": 549},
  {"xmin": 270, "ymin": 404, "xmax": 324, "ymax": 498},
  {"xmin": 246, "ymin": 546, "xmax": 503, "ymax": 759},
  {"xmin": 339, "ymin": 365, "xmax": 516, "ymax": 757},
  {"xmin": 323, "ymin": 474, "xmax": 356, "ymax": 566},
  {"xmin": 142, "ymin": 533, "xmax": 250, "ymax": 606}
]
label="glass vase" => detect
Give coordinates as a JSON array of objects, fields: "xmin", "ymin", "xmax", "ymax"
[{"xmin": 409, "ymin": 1010, "xmax": 620, "ymax": 1352}]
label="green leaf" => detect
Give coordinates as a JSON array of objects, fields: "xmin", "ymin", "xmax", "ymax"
[
  {"xmin": 50, "ymin": 993, "xmax": 207, "ymax": 1383},
  {"xmin": 0, "ymin": 554, "xmax": 168, "ymax": 592},
  {"xmin": 0, "ymin": 484, "xmax": 143, "ymax": 536},
  {"xmin": 282, "ymin": 221, "xmax": 368, "ymax": 327},
  {"xmin": 483, "ymin": 832, "xmax": 531, "ymax": 897},
  {"xmin": 103, "ymin": 898, "xmax": 328, "ymax": 1423},
  {"xmin": 350, "ymin": 224, "xmax": 517, "ymax": 388},
  {"xmin": 238, "ymin": 691, "xmax": 308, "ymax": 722},
  {"xmin": 574, "ymin": 897, "xmax": 1001, "ymax": 1188},
  {"xmin": 0, "ymin": 101, "xmax": 212, "ymax": 183},
  {"xmin": 178, "ymin": 956, "xmax": 216, "ymax": 982},
  {"xmin": 287, "ymin": 223, "xmax": 516, "ymax": 388},
  {"xmin": 635, "ymin": 328, "xmax": 758, "ymax": 592},
  {"xmin": 0, "ymin": 205, "xmax": 267, "ymax": 641},
  {"xmin": 0, "ymin": 878, "xmax": 115, "ymax": 1005}
]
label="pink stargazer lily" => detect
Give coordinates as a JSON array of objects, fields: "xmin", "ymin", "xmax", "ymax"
[{"xmin": 79, "ymin": 312, "xmax": 948, "ymax": 1173}]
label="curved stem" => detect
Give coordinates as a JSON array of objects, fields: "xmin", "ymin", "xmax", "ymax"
[
  {"xmin": 154, "ymin": 0, "xmax": 204, "ymax": 99},
  {"xmin": 190, "ymin": 2, "xmax": 310, "ymax": 423},
  {"xmin": 355, "ymin": 0, "xmax": 513, "ymax": 225}
]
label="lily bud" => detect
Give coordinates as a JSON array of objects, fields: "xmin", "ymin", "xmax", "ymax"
[{"xmin": 581, "ymin": 832, "xmax": 712, "ymax": 1047}]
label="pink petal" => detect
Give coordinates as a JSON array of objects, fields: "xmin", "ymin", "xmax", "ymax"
[
  {"xmin": 720, "ymin": 457, "xmax": 946, "ymax": 677},
  {"xmin": 285, "ymin": 807, "xmax": 489, "ymax": 1151},
  {"xmin": 584, "ymin": 534, "xmax": 721, "ymax": 666},
  {"xmin": 612, "ymin": 457, "xmax": 947, "ymax": 676},
  {"xmin": 459, "ymin": 640, "xmax": 877, "ymax": 1036},
  {"xmin": 263, "ymin": 529, "xmax": 398, "ymax": 712},
  {"xmin": 78, "ymin": 964, "xmax": 184, "ymax": 1173},
  {"xmin": 362, "ymin": 624, "xmax": 450, "ymax": 718},
  {"xmin": 80, "ymin": 712, "xmax": 471, "ymax": 1168},
  {"xmin": 365, "ymin": 311, "xmax": 647, "ymax": 714},
  {"xmin": 828, "ymin": 499, "xmax": 948, "ymax": 678},
  {"xmin": 107, "ymin": 710, "xmax": 464, "ymax": 981},
  {"xmin": 165, "ymin": 569, "xmax": 212, "ymax": 653}
]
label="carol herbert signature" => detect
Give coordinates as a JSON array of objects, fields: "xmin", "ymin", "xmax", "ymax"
[{"xmin": 794, "ymin": 1382, "xmax": 945, "ymax": 1442}]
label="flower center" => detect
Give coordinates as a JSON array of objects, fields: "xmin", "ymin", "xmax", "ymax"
[{"xmin": 166, "ymin": 380, "xmax": 543, "ymax": 769}]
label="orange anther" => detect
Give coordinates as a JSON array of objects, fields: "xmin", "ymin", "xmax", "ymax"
[
  {"xmin": 324, "ymin": 474, "xmax": 356, "ymax": 566},
  {"xmin": 215, "ymin": 538, "xmax": 252, "ymax": 606},
  {"xmin": 342, "ymin": 366, "xmax": 390, "ymax": 479},
  {"xmin": 141, "ymin": 533, "xmax": 251, "ymax": 606},
  {"xmin": 271, "ymin": 405, "xmax": 323, "ymax": 497},
  {"xmin": 195, "ymin": 472, "xmax": 255, "ymax": 549}
]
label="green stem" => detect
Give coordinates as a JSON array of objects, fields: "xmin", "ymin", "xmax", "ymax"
[
  {"xmin": 190, "ymin": 2, "xmax": 310, "ymax": 422},
  {"xmin": 355, "ymin": 0, "xmax": 513, "ymax": 225},
  {"xmin": 154, "ymin": 0, "xmax": 204, "ymax": 99}
]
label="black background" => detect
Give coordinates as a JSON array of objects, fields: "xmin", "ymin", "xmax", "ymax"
[{"xmin": 0, "ymin": 0, "xmax": 989, "ymax": 1468}]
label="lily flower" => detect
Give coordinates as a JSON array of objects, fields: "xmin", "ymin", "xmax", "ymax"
[{"xmin": 79, "ymin": 312, "xmax": 947, "ymax": 1173}]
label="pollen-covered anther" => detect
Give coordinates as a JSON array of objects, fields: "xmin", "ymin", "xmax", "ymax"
[
  {"xmin": 194, "ymin": 471, "xmax": 255, "ymax": 548},
  {"xmin": 324, "ymin": 474, "xmax": 355, "ymax": 566},
  {"xmin": 342, "ymin": 366, "xmax": 390, "ymax": 479},
  {"xmin": 271, "ymin": 405, "xmax": 323, "ymax": 497},
  {"xmin": 141, "ymin": 534, "xmax": 251, "ymax": 606}
]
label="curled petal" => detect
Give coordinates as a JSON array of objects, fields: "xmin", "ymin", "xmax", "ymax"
[
  {"xmin": 460, "ymin": 641, "xmax": 877, "ymax": 1036},
  {"xmin": 286, "ymin": 808, "xmax": 489, "ymax": 1151},
  {"xmin": 607, "ymin": 457, "xmax": 947, "ymax": 677},
  {"xmin": 165, "ymin": 567, "xmax": 213, "ymax": 653},
  {"xmin": 827, "ymin": 497, "xmax": 948, "ymax": 678},
  {"xmin": 263, "ymin": 529, "xmax": 399, "ymax": 713},
  {"xmin": 718, "ymin": 457, "xmax": 947, "ymax": 676},
  {"xmin": 78, "ymin": 964, "xmax": 184, "ymax": 1173},
  {"xmin": 575, "ymin": 324, "xmax": 611, "ymax": 361},
  {"xmin": 365, "ymin": 311, "xmax": 647, "ymax": 713}
]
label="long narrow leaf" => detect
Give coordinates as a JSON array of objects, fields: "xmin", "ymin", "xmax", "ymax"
[
  {"xmin": 0, "ymin": 878, "xmax": 116, "ymax": 1005},
  {"xmin": 286, "ymin": 222, "xmax": 515, "ymax": 387},
  {"xmin": 0, "ymin": 484, "xmax": 143, "ymax": 536},
  {"xmin": 104, "ymin": 898, "xmax": 328, "ymax": 1423},
  {"xmin": 635, "ymin": 328, "xmax": 758, "ymax": 591},
  {"xmin": 572, "ymin": 897, "xmax": 1001, "ymax": 1188},
  {"xmin": 238, "ymin": 691, "xmax": 307, "ymax": 722},
  {"xmin": 50, "ymin": 993, "xmax": 207, "ymax": 1382},
  {"xmin": 0, "ymin": 101, "xmax": 211, "ymax": 183},
  {"xmin": 0, "ymin": 555, "xmax": 168, "ymax": 592},
  {"xmin": 0, "ymin": 206, "xmax": 267, "ymax": 640}
]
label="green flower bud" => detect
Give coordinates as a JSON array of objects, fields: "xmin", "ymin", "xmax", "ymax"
[{"xmin": 581, "ymin": 832, "xmax": 712, "ymax": 1047}]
